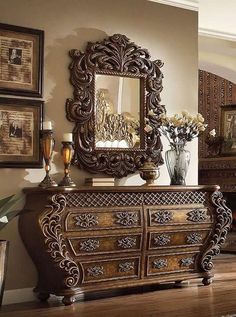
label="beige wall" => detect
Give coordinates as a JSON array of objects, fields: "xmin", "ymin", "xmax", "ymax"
[{"xmin": 0, "ymin": 0, "xmax": 198, "ymax": 290}]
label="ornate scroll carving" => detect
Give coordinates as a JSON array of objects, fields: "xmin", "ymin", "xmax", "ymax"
[
  {"xmin": 40, "ymin": 194, "xmax": 80, "ymax": 288},
  {"xmin": 153, "ymin": 259, "xmax": 168, "ymax": 269},
  {"xmin": 66, "ymin": 33, "xmax": 165, "ymax": 177},
  {"xmin": 87, "ymin": 266, "xmax": 104, "ymax": 277},
  {"xmin": 79, "ymin": 239, "xmax": 100, "ymax": 252},
  {"xmin": 117, "ymin": 237, "xmax": 137, "ymax": 249},
  {"xmin": 187, "ymin": 209, "xmax": 207, "ymax": 223},
  {"xmin": 75, "ymin": 213, "xmax": 98, "ymax": 228},
  {"xmin": 200, "ymin": 190, "xmax": 232, "ymax": 272},
  {"xmin": 180, "ymin": 257, "xmax": 194, "ymax": 267},
  {"xmin": 153, "ymin": 234, "xmax": 171, "ymax": 246},
  {"xmin": 115, "ymin": 211, "xmax": 139, "ymax": 226},
  {"xmin": 152, "ymin": 210, "xmax": 173, "ymax": 224},
  {"xmin": 186, "ymin": 233, "xmax": 203, "ymax": 244},
  {"xmin": 118, "ymin": 262, "xmax": 135, "ymax": 273}
]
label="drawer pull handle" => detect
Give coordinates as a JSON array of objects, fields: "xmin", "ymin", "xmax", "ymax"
[
  {"xmin": 87, "ymin": 265, "xmax": 104, "ymax": 277},
  {"xmin": 115, "ymin": 211, "xmax": 139, "ymax": 226},
  {"xmin": 118, "ymin": 237, "xmax": 137, "ymax": 249},
  {"xmin": 118, "ymin": 261, "xmax": 135, "ymax": 272},
  {"xmin": 153, "ymin": 234, "xmax": 171, "ymax": 246},
  {"xmin": 75, "ymin": 213, "xmax": 98, "ymax": 228},
  {"xmin": 187, "ymin": 209, "xmax": 207, "ymax": 222},
  {"xmin": 80, "ymin": 239, "xmax": 100, "ymax": 252},
  {"xmin": 186, "ymin": 233, "xmax": 203, "ymax": 244},
  {"xmin": 152, "ymin": 210, "xmax": 173, "ymax": 224},
  {"xmin": 180, "ymin": 257, "xmax": 194, "ymax": 267},
  {"xmin": 153, "ymin": 259, "xmax": 168, "ymax": 269}
]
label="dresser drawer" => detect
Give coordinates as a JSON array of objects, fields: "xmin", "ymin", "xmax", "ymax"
[
  {"xmin": 147, "ymin": 252, "xmax": 197, "ymax": 276},
  {"xmin": 81, "ymin": 257, "xmax": 140, "ymax": 283},
  {"xmin": 65, "ymin": 208, "xmax": 142, "ymax": 231},
  {"xmin": 68, "ymin": 233, "xmax": 142, "ymax": 256},
  {"xmin": 148, "ymin": 229, "xmax": 210, "ymax": 250},
  {"xmin": 148, "ymin": 206, "xmax": 211, "ymax": 227}
]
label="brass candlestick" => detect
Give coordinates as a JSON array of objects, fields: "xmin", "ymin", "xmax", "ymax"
[
  {"xmin": 59, "ymin": 141, "xmax": 76, "ymax": 187},
  {"xmin": 39, "ymin": 130, "xmax": 58, "ymax": 188}
]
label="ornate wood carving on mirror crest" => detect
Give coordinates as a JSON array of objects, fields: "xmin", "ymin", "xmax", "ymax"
[{"xmin": 66, "ymin": 34, "xmax": 165, "ymax": 177}]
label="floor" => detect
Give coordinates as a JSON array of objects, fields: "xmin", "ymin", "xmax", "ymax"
[{"xmin": 1, "ymin": 254, "xmax": 236, "ymax": 317}]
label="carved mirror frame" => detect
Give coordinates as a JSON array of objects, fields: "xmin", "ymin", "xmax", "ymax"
[{"xmin": 66, "ymin": 34, "xmax": 165, "ymax": 177}]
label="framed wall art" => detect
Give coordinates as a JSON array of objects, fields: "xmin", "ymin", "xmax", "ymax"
[
  {"xmin": 0, "ymin": 97, "xmax": 43, "ymax": 168},
  {"xmin": 0, "ymin": 23, "xmax": 44, "ymax": 97},
  {"xmin": 221, "ymin": 104, "xmax": 236, "ymax": 155}
]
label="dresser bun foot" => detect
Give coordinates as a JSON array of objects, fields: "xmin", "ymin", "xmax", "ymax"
[
  {"xmin": 202, "ymin": 277, "xmax": 212, "ymax": 286},
  {"xmin": 37, "ymin": 292, "xmax": 50, "ymax": 302},
  {"xmin": 62, "ymin": 295, "xmax": 76, "ymax": 306}
]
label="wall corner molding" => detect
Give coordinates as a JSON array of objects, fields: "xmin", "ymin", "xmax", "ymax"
[
  {"xmin": 199, "ymin": 28, "xmax": 236, "ymax": 41},
  {"xmin": 148, "ymin": 0, "xmax": 198, "ymax": 11}
]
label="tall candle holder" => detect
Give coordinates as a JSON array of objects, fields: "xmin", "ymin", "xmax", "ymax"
[
  {"xmin": 39, "ymin": 130, "xmax": 58, "ymax": 188},
  {"xmin": 59, "ymin": 141, "xmax": 76, "ymax": 187}
]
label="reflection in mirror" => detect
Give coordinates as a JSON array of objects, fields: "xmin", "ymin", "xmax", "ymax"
[{"xmin": 95, "ymin": 74, "xmax": 140, "ymax": 149}]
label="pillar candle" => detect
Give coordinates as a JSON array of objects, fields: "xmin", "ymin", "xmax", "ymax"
[
  {"xmin": 62, "ymin": 133, "xmax": 73, "ymax": 142},
  {"xmin": 43, "ymin": 121, "xmax": 52, "ymax": 130}
]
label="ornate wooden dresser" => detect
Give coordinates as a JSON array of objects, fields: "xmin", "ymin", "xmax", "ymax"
[{"xmin": 19, "ymin": 185, "xmax": 231, "ymax": 305}]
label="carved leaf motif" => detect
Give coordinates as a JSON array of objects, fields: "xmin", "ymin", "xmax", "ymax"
[
  {"xmin": 66, "ymin": 33, "xmax": 165, "ymax": 177},
  {"xmin": 115, "ymin": 211, "xmax": 139, "ymax": 226},
  {"xmin": 118, "ymin": 262, "xmax": 135, "ymax": 273},
  {"xmin": 75, "ymin": 213, "xmax": 98, "ymax": 228},
  {"xmin": 87, "ymin": 266, "xmax": 104, "ymax": 277},
  {"xmin": 180, "ymin": 257, "xmax": 194, "ymax": 267},
  {"xmin": 153, "ymin": 259, "xmax": 168, "ymax": 269},
  {"xmin": 200, "ymin": 190, "xmax": 232, "ymax": 272},
  {"xmin": 79, "ymin": 239, "xmax": 100, "ymax": 252},
  {"xmin": 186, "ymin": 233, "xmax": 203, "ymax": 244},
  {"xmin": 117, "ymin": 237, "xmax": 137, "ymax": 249},
  {"xmin": 153, "ymin": 234, "xmax": 171, "ymax": 246},
  {"xmin": 152, "ymin": 210, "xmax": 173, "ymax": 224},
  {"xmin": 40, "ymin": 194, "xmax": 80, "ymax": 288},
  {"xmin": 187, "ymin": 209, "xmax": 208, "ymax": 222}
]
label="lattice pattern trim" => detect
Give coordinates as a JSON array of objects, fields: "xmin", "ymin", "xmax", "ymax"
[
  {"xmin": 144, "ymin": 191, "xmax": 207, "ymax": 206},
  {"xmin": 65, "ymin": 192, "xmax": 143, "ymax": 207}
]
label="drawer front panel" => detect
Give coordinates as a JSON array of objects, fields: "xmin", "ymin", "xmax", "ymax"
[
  {"xmin": 147, "ymin": 252, "xmax": 197, "ymax": 276},
  {"xmin": 81, "ymin": 257, "xmax": 140, "ymax": 283},
  {"xmin": 65, "ymin": 208, "xmax": 142, "ymax": 231},
  {"xmin": 148, "ymin": 230, "xmax": 210, "ymax": 249},
  {"xmin": 148, "ymin": 207, "xmax": 211, "ymax": 227},
  {"xmin": 68, "ymin": 234, "xmax": 142, "ymax": 255}
]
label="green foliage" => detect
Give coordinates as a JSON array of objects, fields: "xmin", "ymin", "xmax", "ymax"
[{"xmin": 0, "ymin": 194, "xmax": 22, "ymax": 230}]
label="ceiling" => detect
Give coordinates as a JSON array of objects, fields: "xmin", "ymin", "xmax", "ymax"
[{"xmin": 149, "ymin": 0, "xmax": 236, "ymax": 41}]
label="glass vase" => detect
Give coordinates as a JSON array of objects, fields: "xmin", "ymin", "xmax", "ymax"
[{"xmin": 165, "ymin": 145, "xmax": 191, "ymax": 185}]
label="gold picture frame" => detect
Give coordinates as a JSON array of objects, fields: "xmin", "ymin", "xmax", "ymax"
[
  {"xmin": 0, "ymin": 23, "xmax": 44, "ymax": 97},
  {"xmin": 221, "ymin": 104, "xmax": 236, "ymax": 155},
  {"xmin": 0, "ymin": 97, "xmax": 43, "ymax": 167}
]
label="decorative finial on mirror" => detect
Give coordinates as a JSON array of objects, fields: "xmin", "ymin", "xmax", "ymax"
[{"xmin": 139, "ymin": 158, "xmax": 160, "ymax": 186}]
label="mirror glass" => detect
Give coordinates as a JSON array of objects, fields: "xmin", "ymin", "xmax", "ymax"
[{"xmin": 95, "ymin": 74, "xmax": 140, "ymax": 149}]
